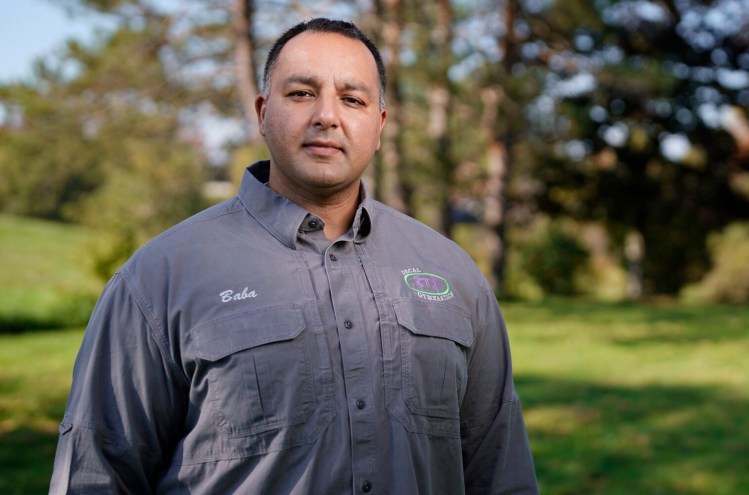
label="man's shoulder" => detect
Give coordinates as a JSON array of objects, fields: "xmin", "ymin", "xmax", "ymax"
[
  {"xmin": 369, "ymin": 200, "xmax": 469, "ymax": 253},
  {"xmin": 368, "ymin": 200, "xmax": 495, "ymax": 302},
  {"xmin": 155, "ymin": 197, "xmax": 245, "ymax": 243},
  {"xmin": 370, "ymin": 200, "xmax": 440, "ymax": 235},
  {"xmin": 122, "ymin": 197, "xmax": 245, "ymax": 271}
]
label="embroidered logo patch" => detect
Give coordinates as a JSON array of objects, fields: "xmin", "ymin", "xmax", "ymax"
[{"xmin": 402, "ymin": 269, "xmax": 454, "ymax": 301}]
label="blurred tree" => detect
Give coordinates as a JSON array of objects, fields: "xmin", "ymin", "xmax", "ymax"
[
  {"xmin": 0, "ymin": 79, "xmax": 105, "ymax": 220},
  {"xmin": 364, "ymin": 0, "xmax": 411, "ymax": 213},
  {"xmin": 479, "ymin": 0, "xmax": 539, "ymax": 292},
  {"xmin": 0, "ymin": 1, "xmax": 208, "ymax": 278},
  {"xmin": 521, "ymin": 0, "xmax": 749, "ymax": 295},
  {"xmin": 682, "ymin": 221, "xmax": 749, "ymax": 303},
  {"xmin": 231, "ymin": 0, "xmax": 261, "ymax": 142},
  {"xmin": 4, "ymin": 0, "xmax": 748, "ymax": 296},
  {"xmin": 426, "ymin": 0, "xmax": 458, "ymax": 235},
  {"xmin": 519, "ymin": 220, "xmax": 590, "ymax": 296}
]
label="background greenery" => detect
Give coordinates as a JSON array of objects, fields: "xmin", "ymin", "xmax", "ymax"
[
  {"xmin": 2, "ymin": 0, "xmax": 748, "ymax": 300},
  {"xmin": 1, "ymin": 1, "xmax": 748, "ymax": 493},
  {"xmin": 1, "ymin": 214, "xmax": 747, "ymax": 494}
]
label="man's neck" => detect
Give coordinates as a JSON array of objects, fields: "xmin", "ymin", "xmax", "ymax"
[
  {"xmin": 267, "ymin": 174, "xmax": 361, "ymax": 241},
  {"xmin": 313, "ymin": 200, "xmax": 358, "ymax": 241}
]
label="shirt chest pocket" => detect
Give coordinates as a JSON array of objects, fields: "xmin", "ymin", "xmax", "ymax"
[
  {"xmin": 194, "ymin": 305, "xmax": 324, "ymax": 439},
  {"xmin": 392, "ymin": 299, "xmax": 474, "ymax": 432}
]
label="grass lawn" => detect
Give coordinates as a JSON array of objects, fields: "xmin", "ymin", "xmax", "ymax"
[
  {"xmin": 0, "ymin": 214, "xmax": 100, "ymax": 332},
  {"xmin": 0, "ymin": 215, "xmax": 99, "ymax": 492},
  {"xmin": 505, "ymin": 300, "xmax": 749, "ymax": 495},
  {"xmin": 1, "ymin": 215, "xmax": 747, "ymax": 493},
  {"xmin": 0, "ymin": 328, "xmax": 84, "ymax": 494}
]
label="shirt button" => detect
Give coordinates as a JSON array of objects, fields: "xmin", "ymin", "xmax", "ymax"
[
  {"xmin": 308, "ymin": 220, "xmax": 319, "ymax": 229},
  {"xmin": 329, "ymin": 254, "xmax": 338, "ymax": 261},
  {"xmin": 361, "ymin": 481, "xmax": 372, "ymax": 492},
  {"xmin": 356, "ymin": 399, "xmax": 366, "ymax": 409},
  {"xmin": 344, "ymin": 320, "xmax": 353, "ymax": 329}
]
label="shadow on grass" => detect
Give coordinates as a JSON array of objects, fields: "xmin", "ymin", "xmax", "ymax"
[
  {"xmin": 0, "ymin": 295, "xmax": 95, "ymax": 333},
  {"xmin": 518, "ymin": 375, "xmax": 749, "ymax": 495},
  {"xmin": 507, "ymin": 300, "xmax": 748, "ymax": 345},
  {"xmin": 0, "ymin": 426, "xmax": 60, "ymax": 494},
  {"xmin": 0, "ymin": 380, "xmax": 67, "ymax": 494},
  {"xmin": 0, "ymin": 370, "xmax": 67, "ymax": 494},
  {"xmin": 606, "ymin": 304, "xmax": 749, "ymax": 346},
  {"xmin": 6, "ymin": 376, "xmax": 746, "ymax": 495}
]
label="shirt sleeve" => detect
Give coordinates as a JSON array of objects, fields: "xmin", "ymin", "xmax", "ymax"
[
  {"xmin": 460, "ymin": 287, "xmax": 538, "ymax": 494},
  {"xmin": 49, "ymin": 274, "xmax": 188, "ymax": 494}
]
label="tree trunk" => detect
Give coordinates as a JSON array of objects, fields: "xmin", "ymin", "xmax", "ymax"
[
  {"xmin": 624, "ymin": 229, "xmax": 644, "ymax": 300},
  {"xmin": 480, "ymin": 86, "xmax": 508, "ymax": 291},
  {"xmin": 429, "ymin": 0, "xmax": 455, "ymax": 237},
  {"xmin": 369, "ymin": 0, "xmax": 410, "ymax": 213},
  {"xmin": 231, "ymin": 0, "xmax": 261, "ymax": 142},
  {"xmin": 481, "ymin": 0, "xmax": 520, "ymax": 293}
]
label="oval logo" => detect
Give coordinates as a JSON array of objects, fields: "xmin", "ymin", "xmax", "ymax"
[{"xmin": 404, "ymin": 272, "xmax": 451, "ymax": 296}]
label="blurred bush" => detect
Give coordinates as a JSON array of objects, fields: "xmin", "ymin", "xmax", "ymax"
[
  {"xmin": 681, "ymin": 222, "xmax": 749, "ymax": 304},
  {"xmin": 508, "ymin": 220, "xmax": 590, "ymax": 298},
  {"xmin": 74, "ymin": 145, "xmax": 208, "ymax": 281}
]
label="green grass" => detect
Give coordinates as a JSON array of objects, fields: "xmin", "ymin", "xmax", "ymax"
[
  {"xmin": 0, "ymin": 214, "xmax": 100, "ymax": 491},
  {"xmin": 0, "ymin": 328, "xmax": 84, "ymax": 493},
  {"xmin": 0, "ymin": 214, "xmax": 100, "ymax": 332},
  {"xmin": 505, "ymin": 300, "xmax": 749, "ymax": 495},
  {"xmin": 1, "ymin": 215, "xmax": 747, "ymax": 494}
]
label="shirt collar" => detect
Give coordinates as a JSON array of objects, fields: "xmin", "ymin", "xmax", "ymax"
[
  {"xmin": 351, "ymin": 181, "xmax": 373, "ymax": 243},
  {"xmin": 238, "ymin": 160, "xmax": 373, "ymax": 249}
]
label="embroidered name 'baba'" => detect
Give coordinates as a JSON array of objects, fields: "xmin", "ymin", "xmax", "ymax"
[{"xmin": 219, "ymin": 287, "xmax": 258, "ymax": 303}]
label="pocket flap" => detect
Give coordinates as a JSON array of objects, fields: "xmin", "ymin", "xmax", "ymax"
[
  {"xmin": 195, "ymin": 304, "xmax": 305, "ymax": 361},
  {"xmin": 393, "ymin": 299, "xmax": 474, "ymax": 348}
]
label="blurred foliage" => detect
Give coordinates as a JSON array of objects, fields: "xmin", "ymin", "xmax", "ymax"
[
  {"xmin": 681, "ymin": 222, "xmax": 749, "ymax": 303},
  {"xmin": 520, "ymin": 221, "xmax": 590, "ymax": 296},
  {"xmin": 0, "ymin": 83, "xmax": 106, "ymax": 220},
  {"xmin": 74, "ymin": 142, "xmax": 207, "ymax": 279},
  {"xmin": 1, "ymin": 0, "xmax": 748, "ymax": 295},
  {"xmin": 520, "ymin": 0, "xmax": 749, "ymax": 294},
  {"xmin": 506, "ymin": 218, "xmax": 590, "ymax": 298},
  {"xmin": 0, "ymin": 4, "xmax": 211, "ymax": 280}
]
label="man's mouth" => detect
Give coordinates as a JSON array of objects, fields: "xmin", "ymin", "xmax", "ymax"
[{"xmin": 303, "ymin": 140, "xmax": 343, "ymax": 156}]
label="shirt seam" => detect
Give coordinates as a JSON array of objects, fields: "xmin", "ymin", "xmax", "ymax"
[
  {"xmin": 147, "ymin": 202, "xmax": 245, "ymax": 245},
  {"xmin": 60, "ymin": 418, "xmax": 164, "ymax": 465},
  {"xmin": 118, "ymin": 270, "xmax": 191, "ymax": 389},
  {"xmin": 460, "ymin": 393, "xmax": 519, "ymax": 431},
  {"xmin": 461, "ymin": 286, "xmax": 516, "ymax": 429}
]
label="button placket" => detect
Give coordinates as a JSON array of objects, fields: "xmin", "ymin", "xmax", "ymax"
[{"xmin": 325, "ymin": 245, "xmax": 376, "ymax": 491}]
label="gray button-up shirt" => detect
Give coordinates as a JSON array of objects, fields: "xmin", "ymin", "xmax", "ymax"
[{"xmin": 51, "ymin": 161, "xmax": 538, "ymax": 494}]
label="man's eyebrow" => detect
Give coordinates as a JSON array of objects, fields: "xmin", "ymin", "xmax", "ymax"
[
  {"xmin": 339, "ymin": 80, "xmax": 374, "ymax": 94},
  {"xmin": 281, "ymin": 75, "xmax": 320, "ymax": 87},
  {"xmin": 281, "ymin": 74, "xmax": 375, "ymax": 94}
]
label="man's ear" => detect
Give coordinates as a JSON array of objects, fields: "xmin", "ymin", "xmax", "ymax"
[
  {"xmin": 376, "ymin": 108, "xmax": 387, "ymax": 150},
  {"xmin": 255, "ymin": 94, "xmax": 267, "ymax": 137}
]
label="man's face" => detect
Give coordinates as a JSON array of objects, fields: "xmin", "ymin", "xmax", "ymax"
[{"xmin": 256, "ymin": 31, "xmax": 387, "ymax": 202}]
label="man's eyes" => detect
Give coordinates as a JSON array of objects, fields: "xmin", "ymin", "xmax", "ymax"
[
  {"xmin": 342, "ymin": 96, "xmax": 364, "ymax": 106},
  {"xmin": 288, "ymin": 90, "xmax": 313, "ymax": 97},
  {"xmin": 286, "ymin": 91, "xmax": 365, "ymax": 106}
]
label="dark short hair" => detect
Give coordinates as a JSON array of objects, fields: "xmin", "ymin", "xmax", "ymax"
[{"xmin": 262, "ymin": 18, "xmax": 386, "ymax": 108}]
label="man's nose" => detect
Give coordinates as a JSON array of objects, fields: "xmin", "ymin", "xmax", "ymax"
[{"xmin": 311, "ymin": 94, "xmax": 340, "ymax": 129}]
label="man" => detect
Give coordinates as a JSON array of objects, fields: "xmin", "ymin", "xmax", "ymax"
[{"xmin": 50, "ymin": 18, "xmax": 538, "ymax": 494}]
